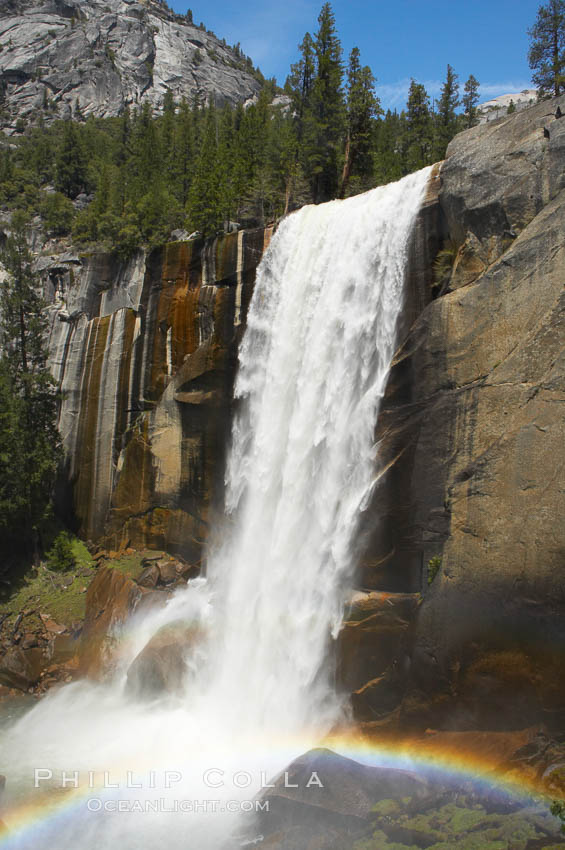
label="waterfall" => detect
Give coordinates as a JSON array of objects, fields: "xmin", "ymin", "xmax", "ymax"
[{"xmin": 0, "ymin": 167, "xmax": 431, "ymax": 850}]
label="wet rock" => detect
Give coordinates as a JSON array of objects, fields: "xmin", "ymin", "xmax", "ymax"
[
  {"xmin": 176, "ymin": 562, "xmax": 200, "ymax": 582},
  {"xmin": 137, "ymin": 564, "xmax": 160, "ymax": 589},
  {"xmin": 135, "ymin": 588, "xmax": 172, "ymax": 617},
  {"xmin": 21, "ymin": 633, "xmax": 39, "ymax": 650},
  {"xmin": 360, "ymin": 96, "xmax": 565, "ymax": 730},
  {"xmin": 337, "ymin": 592, "xmax": 418, "ymax": 722},
  {"xmin": 125, "ymin": 621, "xmax": 200, "ymax": 699},
  {"xmin": 43, "ymin": 228, "xmax": 272, "ymax": 559},
  {"xmin": 0, "ymin": 647, "xmax": 47, "ymax": 690},
  {"xmin": 156, "ymin": 559, "xmax": 177, "ymax": 585},
  {"xmin": 80, "ymin": 566, "xmax": 141, "ymax": 677},
  {"xmin": 351, "ymin": 673, "xmax": 404, "ymax": 722},
  {"xmin": 259, "ymin": 748, "xmax": 428, "ymax": 839},
  {"xmin": 39, "ymin": 615, "xmax": 66, "ymax": 635},
  {"xmin": 50, "ymin": 633, "xmax": 79, "ymax": 664}
]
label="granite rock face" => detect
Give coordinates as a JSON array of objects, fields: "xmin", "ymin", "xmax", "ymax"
[
  {"xmin": 349, "ymin": 95, "xmax": 565, "ymax": 731},
  {"xmin": 43, "ymin": 227, "xmax": 272, "ymax": 559},
  {"xmin": 36, "ymin": 94, "xmax": 565, "ymax": 732},
  {"xmin": 0, "ymin": 0, "xmax": 261, "ymax": 130}
]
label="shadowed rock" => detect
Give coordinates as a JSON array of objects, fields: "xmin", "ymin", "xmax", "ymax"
[
  {"xmin": 0, "ymin": 647, "xmax": 47, "ymax": 690},
  {"xmin": 259, "ymin": 748, "xmax": 428, "ymax": 835}
]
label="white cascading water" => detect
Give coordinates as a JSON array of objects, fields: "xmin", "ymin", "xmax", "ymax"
[{"xmin": 0, "ymin": 167, "xmax": 431, "ymax": 849}]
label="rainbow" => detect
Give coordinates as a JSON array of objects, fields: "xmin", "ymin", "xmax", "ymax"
[{"xmin": 0, "ymin": 727, "xmax": 557, "ymax": 848}]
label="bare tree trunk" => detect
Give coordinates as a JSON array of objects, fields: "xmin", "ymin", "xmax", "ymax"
[{"xmin": 339, "ymin": 135, "xmax": 351, "ymax": 199}]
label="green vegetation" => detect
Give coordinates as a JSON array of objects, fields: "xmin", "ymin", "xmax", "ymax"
[
  {"xmin": 45, "ymin": 531, "xmax": 76, "ymax": 572},
  {"xmin": 0, "ymin": 213, "xmax": 61, "ymax": 563},
  {"xmin": 0, "ymin": 4, "xmax": 477, "ymax": 253},
  {"xmin": 551, "ymin": 798, "xmax": 565, "ymax": 832},
  {"xmin": 432, "ymin": 240, "xmax": 458, "ymax": 293},
  {"xmin": 528, "ymin": 0, "xmax": 565, "ymax": 98},
  {"xmin": 427, "ymin": 555, "xmax": 442, "ymax": 585},
  {"xmin": 462, "ymin": 74, "xmax": 480, "ymax": 128},
  {"xmin": 0, "ymin": 536, "xmax": 95, "ymax": 629},
  {"xmin": 353, "ymin": 796, "xmax": 559, "ymax": 849},
  {"xmin": 103, "ymin": 552, "xmax": 146, "ymax": 581}
]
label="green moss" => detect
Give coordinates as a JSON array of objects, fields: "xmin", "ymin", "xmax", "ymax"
[{"xmin": 105, "ymin": 553, "xmax": 146, "ymax": 581}]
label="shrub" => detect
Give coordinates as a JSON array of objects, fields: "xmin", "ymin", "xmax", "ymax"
[
  {"xmin": 427, "ymin": 555, "xmax": 442, "ymax": 586},
  {"xmin": 46, "ymin": 531, "xmax": 76, "ymax": 572},
  {"xmin": 551, "ymin": 800, "xmax": 565, "ymax": 833},
  {"xmin": 432, "ymin": 239, "xmax": 458, "ymax": 293}
]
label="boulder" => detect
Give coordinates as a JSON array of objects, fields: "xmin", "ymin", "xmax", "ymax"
[
  {"xmin": 0, "ymin": 647, "xmax": 47, "ymax": 690},
  {"xmin": 258, "ymin": 748, "xmax": 427, "ymax": 838},
  {"xmin": 50, "ymin": 633, "xmax": 79, "ymax": 664},
  {"xmin": 134, "ymin": 589, "xmax": 172, "ymax": 617},
  {"xmin": 156, "ymin": 559, "xmax": 178, "ymax": 585},
  {"xmin": 80, "ymin": 566, "xmax": 141, "ymax": 677},
  {"xmin": 125, "ymin": 621, "xmax": 200, "ymax": 699},
  {"xmin": 440, "ymin": 94, "xmax": 565, "ymax": 289},
  {"xmin": 137, "ymin": 564, "xmax": 160, "ymax": 589}
]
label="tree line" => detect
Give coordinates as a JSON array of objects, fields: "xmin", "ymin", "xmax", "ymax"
[{"xmin": 0, "ymin": 4, "xmax": 482, "ymax": 252}]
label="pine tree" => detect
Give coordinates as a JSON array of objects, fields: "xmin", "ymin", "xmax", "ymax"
[
  {"xmin": 0, "ymin": 212, "xmax": 60, "ymax": 558},
  {"xmin": 286, "ymin": 32, "xmax": 317, "ymax": 208},
  {"xmin": 528, "ymin": 0, "xmax": 565, "ymax": 97},
  {"xmin": 171, "ymin": 97, "xmax": 195, "ymax": 207},
  {"xmin": 341, "ymin": 46, "xmax": 380, "ymax": 196},
  {"xmin": 268, "ymin": 105, "xmax": 300, "ymax": 216},
  {"xmin": 161, "ymin": 88, "xmax": 176, "ymax": 183},
  {"xmin": 288, "ymin": 32, "xmax": 316, "ymax": 143},
  {"xmin": 373, "ymin": 110, "xmax": 405, "ymax": 185},
  {"xmin": 462, "ymin": 74, "xmax": 481, "ymax": 128},
  {"xmin": 186, "ymin": 102, "xmax": 223, "ymax": 236},
  {"xmin": 55, "ymin": 119, "xmax": 86, "ymax": 198},
  {"xmin": 406, "ymin": 79, "xmax": 433, "ymax": 171},
  {"xmin": 434, "ymin": 64, "xmax": 460, "ymax": 160},
  {"xmin": 309, "ymin": 2, "xmax": 345, "ymax": 202}
]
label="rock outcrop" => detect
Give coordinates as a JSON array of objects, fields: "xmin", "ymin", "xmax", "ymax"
[
  {"xmin": 350, "ymin": 94, "xmax": 565, "ymax": 731},
  {"xmin": 44, "ymin": 228, "xmax": 272, "ymax": 559},
  {"xmin": 0, "ymin": 0, "xmax": 261, "ymax": 131}
]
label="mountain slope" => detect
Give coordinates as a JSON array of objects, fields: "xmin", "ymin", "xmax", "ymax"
[{"xmin": 0, "ymin": 0, "xmax": 262, "ymax": 130}]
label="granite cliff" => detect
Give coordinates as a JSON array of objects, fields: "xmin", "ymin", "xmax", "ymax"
[
  {"xmin": 0, "ymin": 0, "xmax": 261, "ymax": 131},
  {"xmin": 43, "ymin": 227, "xmax": 272, "ymax": 561},
  {"xmin": 345, "ymin": 93, "xmax": 565, "ymax": 732},
  {"xmin": 13, "ymin": 95, "xmax": 565, "ymax": 733}
]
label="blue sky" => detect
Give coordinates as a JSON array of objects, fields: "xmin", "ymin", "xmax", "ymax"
[{"xmin": 169, "ymin": 0, "xmax": 540, "ymax": 110}]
